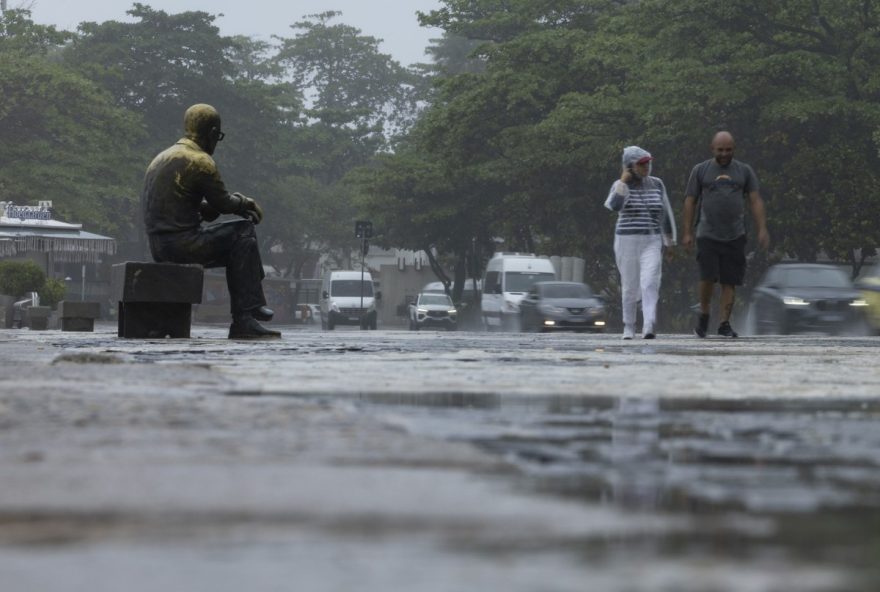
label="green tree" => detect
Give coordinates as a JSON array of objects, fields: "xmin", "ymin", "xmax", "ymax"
[
  {"xmin": 0, "ymin": 9, "xmax": 145, "ymax": 238},
  {"xmin": 0, "ymin": 260, "xmax": 45, "ymax": 297},
  {"xmin": 274, "ymin": 11, "xmax": 423, "ymax": 138}
]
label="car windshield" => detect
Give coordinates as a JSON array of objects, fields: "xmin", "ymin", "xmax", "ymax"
[
  {"xmin": 504, "ymin": 272, "xmax": 556, "ymax": 293},
  {"xmin": 783, "ymin": 268, "xmax": 851, "ymax": 289},
  {"xmin": 331, "ymin": 280, "xmax": 374, "ymax": 297},
  {"xmin": 541, "ymin": 284, "xmax": 591, "ymax": 299},
  {"xmin": 419, "ymin": 294, "xmax": 452, "ymax": 306}
]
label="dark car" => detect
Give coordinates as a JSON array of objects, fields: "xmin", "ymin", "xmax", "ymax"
[
  {"xmin": 519, "ymin": 281, "xmax": 606, "ymax": 333},
  {"xmin": 749, "ymin": 263, "xmax": 868, "ymax": 335}
]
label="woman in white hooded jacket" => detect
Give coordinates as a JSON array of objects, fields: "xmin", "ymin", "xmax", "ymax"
[{"xmin": 605, "ymin": 146, "xmax": 677, "ymax": 339}]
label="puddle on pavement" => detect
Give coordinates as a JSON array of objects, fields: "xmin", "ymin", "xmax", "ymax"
[{"xmin": 351, "ymin": 392, "xmax": 880, "ymax": 583}]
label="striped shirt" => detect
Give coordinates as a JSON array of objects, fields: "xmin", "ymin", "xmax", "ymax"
[{"xmin": 605, "ymin": 176, "xmax": 676, "ymax": 241}]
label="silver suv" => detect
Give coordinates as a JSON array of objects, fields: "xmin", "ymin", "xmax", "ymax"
[{"xmin": 408, "ymin": 292, "xmax": 457, "ymax": 331}]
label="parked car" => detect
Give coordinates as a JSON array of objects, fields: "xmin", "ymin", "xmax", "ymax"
[
  {"xmin": 856, "ymin": 263, "xmax": 880, "ymax": 335},
  {"xmin": 519, "ymin": 281, "xmax": 607, "ymax": 333},
  {"xmin": 408, "ymin": 292, "xmax": 457, "ymax": 331},
  {"xmin": 749, "ymin": 263, "xmax": 868, "ymax": 335}
]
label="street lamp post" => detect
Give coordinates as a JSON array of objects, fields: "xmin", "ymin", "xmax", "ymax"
[{"xmin": 354, "ymin": 221, "xmax": 373, "ymax": 327}]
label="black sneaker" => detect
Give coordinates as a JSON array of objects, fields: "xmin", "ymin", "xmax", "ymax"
[
  {"xmin": 694, "ymin": 313, "xmax": 709, "ymax": 338},
  {"xmin": 717, "ymin": 321, "xmax": 738, "ymax": 338},
  {"xmin": 643, "ymin": 333, "xmax": 656, "ymax": 340}
]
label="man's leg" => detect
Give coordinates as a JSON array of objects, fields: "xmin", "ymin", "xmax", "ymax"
[
  {"xmin": 715, "ymin": 236, "xmax": 746, "ymax": 338},
  {"xmin": 719, "ymin": 284, "xmax": 736, "ymax": 322},
  {"xmin": 694, "ymin": 237, "xmax": 719, "ymax": 338},
  {"xmin": 223, "ymin": 220, "xmax": 268, "ymax": 317},
  {"xmin": 698, "ymin": 280, "xmax": 714, "ymax": 315}
]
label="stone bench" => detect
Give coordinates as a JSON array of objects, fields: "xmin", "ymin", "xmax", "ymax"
[
  {"xmin": 58, "ymin": 300, "xmax": 101, "ymax": 332},
  {"xmin": 111, "ymin": 262, "xmax": 204, "ymax": 338}
]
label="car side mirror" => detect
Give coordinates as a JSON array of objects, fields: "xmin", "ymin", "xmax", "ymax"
[
  {"xmin": 322, "ymin": 290, "xmax": 329, "ymax": 299},
  {"xmin": 375, "ymin": 291, "xmax": 382, "ymax": 301},
  {"xmin": 493, "ymin": 285, "xmax": 502, "ymax": 295}
]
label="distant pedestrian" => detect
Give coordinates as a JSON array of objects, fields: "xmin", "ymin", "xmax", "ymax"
[
  {"xmin": 682, "ymin": 131, "xmax": 770, "ymax": 338},
  {"xmin": 605, "ymin": 146, "xmax": 677, "ymax": 340}
]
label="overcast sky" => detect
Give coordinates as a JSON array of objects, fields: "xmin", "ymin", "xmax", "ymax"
[{"xmin": 18, "ymin": 0, "xmax": 443, "ymax": 66}]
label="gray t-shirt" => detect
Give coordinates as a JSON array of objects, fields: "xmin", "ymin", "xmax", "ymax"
[{"xmin": 685, "ymin": 158, "xmax": 759, "ymax": 241}]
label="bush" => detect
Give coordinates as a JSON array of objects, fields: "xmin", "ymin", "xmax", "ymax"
[
  {"xmin": 0, "ymin": 260, "xmax": 46, "ymax": 298},
  {"xmin": 38, "ymin": 277, "xmax": 66, "ymax": 309}
]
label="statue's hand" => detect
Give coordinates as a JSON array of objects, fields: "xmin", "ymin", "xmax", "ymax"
[{"xmin": 233, "ymin": 192, "xmax": 264, "ymax": 224}]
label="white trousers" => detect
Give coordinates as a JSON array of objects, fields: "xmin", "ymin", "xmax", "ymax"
[{"xmin": 614, "ymin": 234, "xmax": 663, "ymax": 333}]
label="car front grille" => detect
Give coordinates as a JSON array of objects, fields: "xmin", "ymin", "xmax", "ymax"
[
  {"xmin": 567, "ymin": 308, "xmax": 584, "ymax": 314},
  {"xmin": 814, "ymin": 300, "xmax": 850, "ymax": 312},
  {"xmin": 339, "ymin": 307, "xmax": 366, "ymax": 316},
  {"xmin": 427, "ymin": 311, "xmax": 448, "ymax": 318}
]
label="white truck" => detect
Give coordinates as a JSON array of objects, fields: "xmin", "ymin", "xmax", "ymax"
[{"xmin": 481, "ymin": 253, "xmax": 556, "ymax": 331}]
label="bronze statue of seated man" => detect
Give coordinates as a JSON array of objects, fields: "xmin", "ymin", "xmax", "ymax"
[{"xmin": 142, "ymin": 103, "xmax": 280, "ymax": 339}]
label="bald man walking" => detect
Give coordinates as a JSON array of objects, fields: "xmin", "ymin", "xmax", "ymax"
[{"xmin": 682, "ymin": 131, "xmax": 769, "ymax": 338}]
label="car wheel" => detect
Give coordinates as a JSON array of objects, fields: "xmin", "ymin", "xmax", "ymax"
[
  {"xmin": 327, "ymin": 318, "xmax": 335, "ymax": 330},
  {"xmin": 370, "ymin": 317, "xmax": 377, "ymax": 330}
]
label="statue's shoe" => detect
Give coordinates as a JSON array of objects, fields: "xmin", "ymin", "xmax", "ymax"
[
  {"xmin": 250, "ymin": 306, "xmax": 274, "ymax": 321},
  {"xmin": 228, "ymin": 316, "xmax": 281, "ymax": 339}
]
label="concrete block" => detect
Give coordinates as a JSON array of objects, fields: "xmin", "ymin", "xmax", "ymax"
[
  {"xmin": 58, "ymin": 301, "xmax": 101, "ymax": 319},
  {"xmin": 27, "ymin": 306, "xmax": 51, "ymax": 331}
]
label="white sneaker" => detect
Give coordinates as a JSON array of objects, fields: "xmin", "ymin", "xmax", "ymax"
[
  {"xmin": 622, "ymin": 325, "xmax": 635, "ymax": 340},
  {"xmin": 642, "ymin": 324, "xmax": 654, "ymax": 339}
]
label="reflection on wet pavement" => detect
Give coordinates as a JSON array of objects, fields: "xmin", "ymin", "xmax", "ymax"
[{"xmin": 355, "ymin": 392, "xmax": 880, "ymax": 585}]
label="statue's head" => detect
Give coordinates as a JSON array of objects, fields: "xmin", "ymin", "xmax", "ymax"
[{"xmin": 183, "ymin": 103, "xmax": 223, "ymax": 155}]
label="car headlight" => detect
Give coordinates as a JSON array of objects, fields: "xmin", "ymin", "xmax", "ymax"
[
  {"xmin": 783, "ymin": 296, "xmax": 809, "ymax": 306},
  {"xmin": 850, "ymin": 299, "xmax": 869, "ymax": 307},
  {"xmin": 417, "ymin": 308, "xmax": 428, "ymax": 313},
  {"xmin": 449, "ymin": 309, "xmax": 457, "ymax": 315},
  {"xmin": 539, "ymin": 304, "xmax": 565, "ymax": 314},
  {"xmin": 502, "ymin": 300, "xmax": 519, "ymax": 313}
]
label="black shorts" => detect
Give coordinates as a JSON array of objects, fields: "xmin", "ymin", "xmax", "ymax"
[{"xmin": 696, "ymin": 235, "xmax": 747, "ymax": 285}]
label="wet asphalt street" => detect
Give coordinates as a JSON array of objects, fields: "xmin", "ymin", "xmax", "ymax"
[{"xmin": 1, "ymin": 323, "xmax": 879, "ymax": 591}]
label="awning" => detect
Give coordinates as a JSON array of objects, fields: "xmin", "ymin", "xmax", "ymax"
[{"xmin": 0, "ymin": 228, "xmax": 116, "ymax": 263}]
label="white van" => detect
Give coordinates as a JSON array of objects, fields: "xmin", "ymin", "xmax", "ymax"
[
  {"xmin": 321, "ymin": 270, "xmax": 378, "ymax": 330},
  {"xmin": 422, "ymin": 279, "xmax": 482, "ymax": 303},
  {"xmin": 481, "ymin": 253, "xmax": 557, "ymax": 331}
]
